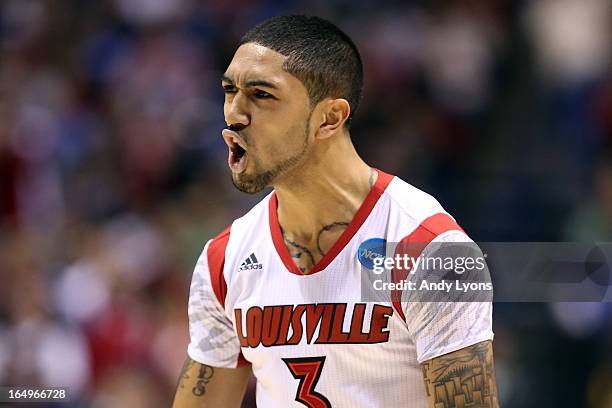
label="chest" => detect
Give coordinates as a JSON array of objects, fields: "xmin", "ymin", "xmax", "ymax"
[{"xmin": 226, "ymin": 246, "xmax": 403, "ymax": 350}]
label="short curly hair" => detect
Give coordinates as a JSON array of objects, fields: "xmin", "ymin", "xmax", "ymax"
[{"xmin": 240, "ymin": 15, "xmax": 363, "ymax": 128}]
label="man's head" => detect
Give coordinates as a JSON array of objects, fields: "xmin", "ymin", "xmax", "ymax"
[{"xmin": 221, "ymin": 15, "xmax": 363, "ymax": 193}]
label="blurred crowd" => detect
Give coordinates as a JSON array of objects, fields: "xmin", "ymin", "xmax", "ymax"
[{"xmin": 1, "ymin": 0, "xmax": 611, "ymax": 407}]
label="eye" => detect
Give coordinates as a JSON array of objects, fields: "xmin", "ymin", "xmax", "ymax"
[
  {"xmin": 223, "ymin": 85, "xmax": 237, "ymax": 94},
  {"xmin": 253, "ymin": 89, "xmax": 272, "ymax": 99}
]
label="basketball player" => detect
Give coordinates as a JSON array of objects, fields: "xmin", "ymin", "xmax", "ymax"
[{"xmin": 173, "ymin": 15, "xmax": 499, "ymax": 408}]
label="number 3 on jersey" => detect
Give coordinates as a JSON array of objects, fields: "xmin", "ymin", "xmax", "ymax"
[{"xmin": 282, "ymin": 356, "xmax": 332, "ymax": 408}]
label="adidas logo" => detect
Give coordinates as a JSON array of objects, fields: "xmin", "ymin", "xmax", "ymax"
[{"xmin": 239, "ymin": 253, "xmax": 263, "ymax": 271}]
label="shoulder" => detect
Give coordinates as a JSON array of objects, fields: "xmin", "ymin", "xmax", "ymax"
[
  {"xmin": 381, "ymin": 173, "xmax": 467, "ymax": 241},
  {"xmin": 209, "ymin": 191, "xmax": 273, "ymax": 249},
  {"xmin": 384, "ymin": 175, "xmax": 447, "ymax": 222},
  {"xmin": 202, "ymin": 192, "xmax": 273, "ymax": 304}
]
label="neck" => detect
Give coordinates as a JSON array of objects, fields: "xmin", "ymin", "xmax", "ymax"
[{"xmin": 273, "ymin": 134, "xmax": 375, "ymax": 245}]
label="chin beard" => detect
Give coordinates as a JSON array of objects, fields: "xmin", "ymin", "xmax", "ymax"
[
  {"xmin": 231, "ymin": 120, "xmax": 311, "ymax": 194},
  {"xmin": 231, "ymin": 169, "xmax": 276, "ymax": 194},
  {"xmin": 231, "ymin": 146, "xmax": 306, "ymax": 194}
]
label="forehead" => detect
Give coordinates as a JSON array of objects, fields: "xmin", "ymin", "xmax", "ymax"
[{"xmin": 224, "ymin": 43, "xmax": 303, "ymax": 91}]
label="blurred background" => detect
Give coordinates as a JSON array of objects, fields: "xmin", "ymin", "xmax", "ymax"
[{"xmin": 1, "ymin": 0, "xmax": 611, "ymax": 407}]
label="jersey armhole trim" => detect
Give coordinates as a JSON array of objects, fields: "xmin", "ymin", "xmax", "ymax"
[
  {"xmin": 205, "ymin": 225, "xmax": 251, "ymax": 367},
  {"xmin": 207, "ymin": 225, "xmax": 231, "ymax": 307},
  {"xmin": 392, "ymin": 213, "xmax": 465, "ymax": 322}
]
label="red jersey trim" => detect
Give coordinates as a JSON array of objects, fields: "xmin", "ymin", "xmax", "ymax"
[
  {"xmin": 269, "ymin": 169, "xmax": 395, "ymax": 276},
  {"xmin": 236, "ymin": 353, "xmax": 250, "ymax": 367},
  {"xmin": 206, "ymin": 225, "xmax": 251, "ymax": 367},
  {"xmin": 207, "ymin": 225, "xmax": 231, "ymax": 306},
  {"xmin": 392, "ymin": 213, "xmax": 465, "ymax": 322}
]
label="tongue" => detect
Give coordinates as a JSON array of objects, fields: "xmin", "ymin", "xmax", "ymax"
[{"xmin": 228, "ymin": 149, "xmax": 247, "ymax": 173}]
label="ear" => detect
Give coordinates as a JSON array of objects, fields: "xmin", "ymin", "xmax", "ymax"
[{"xmin": 315, "ymin": 98, "xmax": 351, "ymax": 140}]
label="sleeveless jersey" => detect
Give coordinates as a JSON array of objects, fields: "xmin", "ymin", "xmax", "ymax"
[{"xmin": 187, "ymin": 170, "xmax": 493, "ymax": 407}]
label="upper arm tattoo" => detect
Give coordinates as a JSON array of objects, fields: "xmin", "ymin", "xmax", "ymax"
[
  {"xmin": 192, "ymin": 364, "xmax": 215, "ymax": 396},
  {"xmin": 177, "ymin": 357, "xmax": 195, "ymax": 390},
  {"xmin": 176, "ymin": 357, "xmax": 215, "ymax": 397},
  {"xmin": 421, "ymin": 341, "xmax": 500, "ymax": 408}
]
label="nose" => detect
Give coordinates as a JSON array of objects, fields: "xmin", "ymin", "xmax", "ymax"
[{"xmin": 224, "ymin": 91, "xmax": 250, "ymax": 129}]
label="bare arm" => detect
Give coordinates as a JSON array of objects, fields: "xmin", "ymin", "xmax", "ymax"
[
  {"xmin": 172, "ymin": 357, "xmax": 252, "ymax": 408},
  {"xmin": 421, "ymin": 340, "xmax": 500, "ymax": 408}
]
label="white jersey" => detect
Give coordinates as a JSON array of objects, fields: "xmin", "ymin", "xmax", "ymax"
[{"xmin": 187, "ymin": 170, "xmax": 493, "ymax": 408}]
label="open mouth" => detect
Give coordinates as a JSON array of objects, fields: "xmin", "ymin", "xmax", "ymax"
[
  {"xmin": 222, "ymin": 129, "xmax": 249, "ymax": 174},
  {"xmin": 230, "ymin": 142, "xmax": 247, "ymax": 169}
]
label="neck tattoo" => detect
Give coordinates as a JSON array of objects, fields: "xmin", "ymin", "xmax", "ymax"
[{"xmin": 282, "ymin": 221, "xmax": 349, "ymax": 274}]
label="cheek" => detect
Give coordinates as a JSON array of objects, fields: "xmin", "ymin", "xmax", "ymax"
[
  {"xmin": 269, "ymin": 126, "xmax": 308, "ymax": 164},
  {"xmin": 251, "ymin": 103, "xmax": 311, "ymax": 154},
  {"xmin": 254, "ymin": 126, "xmax": 285, "ymax": 159}
]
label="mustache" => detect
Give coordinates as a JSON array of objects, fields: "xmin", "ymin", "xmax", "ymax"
[{"xmin": 226, "ymin": 123, "xmax": 245, "ymax": 132}]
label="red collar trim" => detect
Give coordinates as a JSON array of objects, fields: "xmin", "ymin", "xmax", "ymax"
[{"xmin": 268, "ymin": 169, "xmax": 394, "ymax": 276}]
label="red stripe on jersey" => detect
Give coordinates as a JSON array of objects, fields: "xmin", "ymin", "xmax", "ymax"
[
  {"xmin": 237, "ymin": 352, "xmax": 250, "ymax": 367},
  {"xmin": 207, "ymin": 225, "xmax": 231, "ymax": 306},
  {"xmin": 207, "ymin": 226, "xmax": 251, "ymax": 367},
  {"xmin": 269, "ymin": 169, "xmax": 395, "ymax": 276},
  {"xmin": 392, "ymin": 213, "xmax": 465, "ymax": 322}
]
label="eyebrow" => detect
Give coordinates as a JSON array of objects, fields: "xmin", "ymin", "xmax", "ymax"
[{"xmin": 221, "ymin": 74, "xmax": 278, "ymax": 89}]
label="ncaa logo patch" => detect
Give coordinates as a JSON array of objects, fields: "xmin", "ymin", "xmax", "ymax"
[{"xmin": 358, "ymin": 238, "xmax": 386, "ymax": 270}]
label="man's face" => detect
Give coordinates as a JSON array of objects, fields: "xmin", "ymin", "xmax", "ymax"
[{"xmin": 221, "ymin": 43, "xmax": 314, "ymax": 193}]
